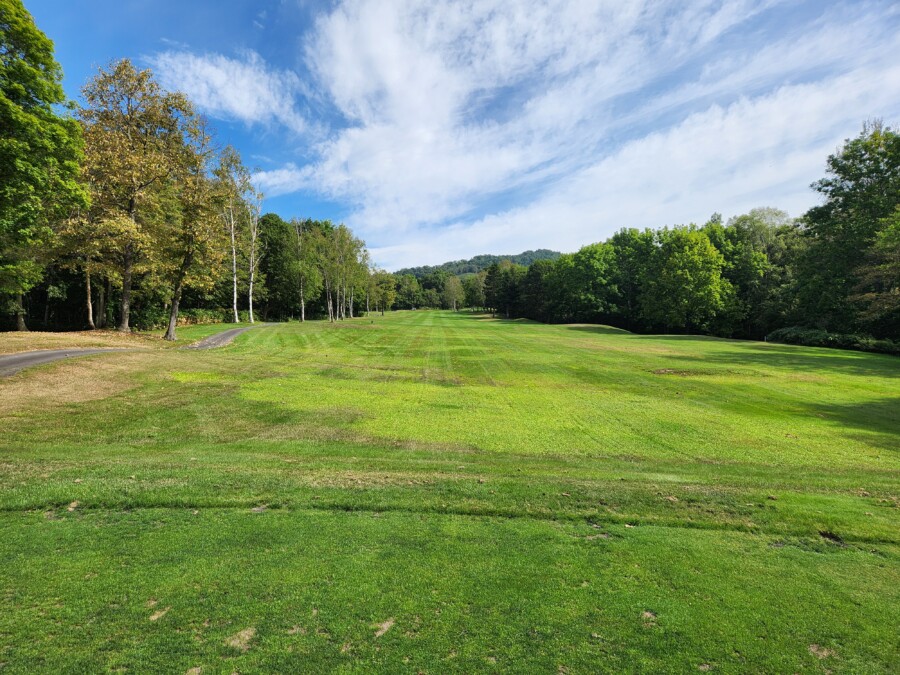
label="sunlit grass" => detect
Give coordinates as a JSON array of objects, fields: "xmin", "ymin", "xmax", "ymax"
[{"xmin": 0, "ymin": 311, "xmax": 897, "ymax": 672}]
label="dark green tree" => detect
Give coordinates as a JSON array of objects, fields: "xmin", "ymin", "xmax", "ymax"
[
  {"xmin": 1, "ymin": 0, "xmax": 87, "ymax": 329},
  {"xmin": 640, "ymin": 227, "xmax": 731, "ymax": 333},
  {"xmin": 608, "ymin": 228, "xmax": 655, "ymax": 330},
  {"xmin": 798, "ymin": 122, "xmax": 900, "ymax": 332}
]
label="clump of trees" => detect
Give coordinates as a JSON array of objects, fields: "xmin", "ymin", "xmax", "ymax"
[
  {"xmin": 1, "ymin": 2, "xmax": 381, "ymax": 334},
  {"xmin": 393, "ymin": 122, "xmax": 898, "ymax": 343},
  {"xmin": 2, "ymin": 3, "xmax": 897, "ymax": 346},
  {"xmin": 419, "ymin": 124, "xmax": 894, "ymax": 343}
]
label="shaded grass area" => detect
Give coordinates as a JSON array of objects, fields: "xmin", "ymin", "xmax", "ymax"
[{"xmin": 0, "ymin": 311, "xmax": 898, "ymax": 672}]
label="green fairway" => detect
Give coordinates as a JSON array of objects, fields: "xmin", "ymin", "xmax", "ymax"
[{"xmin": 1, "ymin": 311, "xmax": 898, "ymax": 672}]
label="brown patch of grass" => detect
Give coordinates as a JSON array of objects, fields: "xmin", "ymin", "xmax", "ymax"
[
  {"xmin": 0, "ymin": 352, "xmax": 157, "ymax": 412},
  {"xmin": 652, "ymin": 368, "xmax": 721, "ymax": 376},
  {"xmin": 809, "ymin": 644, "xmax": 836, "ymax": 659},
  {"xmin": 302, "ymin": 469, "xmax": 442, "ymax": 488},
  {"xmin": 0, "ymin": 329, "xmax": 169, "ymax": 355},
  {"xmin": 374, "ymin": 618, "xmax": 395, "ymax": 637},
  {"xmin": 225, "ymin": 627, "xmax": 256, "ymax": 652},
  {"xmin": 149, "ymin": 606, "xmax": 171, "ymax": 621}
]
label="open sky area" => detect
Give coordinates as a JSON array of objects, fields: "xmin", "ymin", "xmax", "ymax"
[{"xmin": 28, "ymin": 0, "xmax": 900, "ymax": 270}]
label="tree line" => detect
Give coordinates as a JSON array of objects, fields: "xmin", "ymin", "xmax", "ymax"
[
  {"xmin": 1, "ymin": 2, "xmax": 385, "ymax": 337},
  {"xmin": 2, "ymin": 2, "xmax": 898, "ymax": 344},
  {"xmin": 391, "ymin": 123, "xmax": 899, "ymax": 343},
  {"xmin": 395, "ymin": 249, "xmax": 561, "ymax": 278}
]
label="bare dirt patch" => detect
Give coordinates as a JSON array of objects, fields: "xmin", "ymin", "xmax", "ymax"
[
  {"xmin": 149, "ymin": 606, "xmax": 171, "ymax": 621},
  {"xmin": 809, "ymin": 644, "xmax": 836, "ymax": 659},
  {"xmin": 226, "ymin": 627, "xmax": 256, "ymax": 652},
  {"xmin": 374, "ymin": 618, "xmax": 395, "ymax": 638},
  {"xmin": 0, "ymin": 330, "xmax": 165, "ymax": 355},
  {"xmin": 0, "ymin": 352, "xmax": 154, "ymax": 412},
  {"xmin": 652, "ymin": 368, "xmax": 721, "ymax": 376}
]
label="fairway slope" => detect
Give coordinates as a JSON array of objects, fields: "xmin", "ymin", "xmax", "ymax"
[{"xmin": 0, "ymin": 311, "xmax": 897, "ymax": 672}]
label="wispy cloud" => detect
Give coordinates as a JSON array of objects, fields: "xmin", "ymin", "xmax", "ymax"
[
  {"xmin": 149, "ymin": 49, "xmax": 308, "ymax": 133},
  {"xmin": 147, "ymin": 0, "xmax": 900, "ymax": 269}
]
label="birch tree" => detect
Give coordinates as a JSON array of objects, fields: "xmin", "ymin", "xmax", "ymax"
[
  {"xmin": 215, "ymin": 146, "xmax": 251, "ymax": 323},
  {"xmin": 246, "ymin": 189, "xmax": 262, "ymax": 323},
  {"xmin": 289, "ymin": 218, "xmax": 323, "ymax": 322}
]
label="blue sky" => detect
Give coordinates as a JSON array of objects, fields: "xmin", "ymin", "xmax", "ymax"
[{"xmin": 28, "ymin": 0, "xmax": 900, "ymax": 270}]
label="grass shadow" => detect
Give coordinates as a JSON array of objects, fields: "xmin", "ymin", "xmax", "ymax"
[
  {"xmin": 665, "ymin": 343, "xmax": 900, "ymax": 378},
  {"xmin": 803, "ymin": 397, "xmax": 900, "ymax": 452},
  {"xmin": 562, "ymin": 325, "xmax": 633, "ymax": 336}
]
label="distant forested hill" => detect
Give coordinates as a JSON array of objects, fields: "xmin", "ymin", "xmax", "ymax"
[{"xmin": 396, "ymin": 249, "xmax": 561, "ymax": 277}]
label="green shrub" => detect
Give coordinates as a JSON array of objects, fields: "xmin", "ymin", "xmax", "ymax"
[{"xmin": 766, "ymin": 327, "xmax": 900, "ymax": 355}]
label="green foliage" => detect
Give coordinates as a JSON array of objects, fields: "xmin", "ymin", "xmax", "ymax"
[
  {"xmin": 484, "ymin": 260, "xmax": 526, "ymax": 317},
  {"xmin": 395, "ymin": 274, "xmax": 422, "ymax": 309},
  {"xmin": 462, "ymin": 271, "xmax": 486, "ymax": 310},
  {"xmin": 396, "ymin": 249, "xmax": 561, "ymax": 278},
  {"xmin": 0, "ymin": 0, "xmax": 87, "ymax": 310},
  {"xmin": 441, "ymin": 275, "xmax": 464, "ymax": 310},
  {"xmin": 766, "ymin": 326, "xmax": 900, "ymax": 355},
  {"xmin": 639, "ymin": 227, "xmax": 730, "ymax": 332},
  {"xmin": 851, "ymin": 206, "xmax": 900, "ymax": 336},
  {"xmin": 797, "ymin": 122, "xmax": 900, "ymax": 332}
]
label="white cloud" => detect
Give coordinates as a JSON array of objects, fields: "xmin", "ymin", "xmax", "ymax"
[
  {"xmin": 370, "ymin": 63, "xmax": 900, "ymax": 269},
  {"xmin": 146, "ymin": 1, "xmax": 900, "ymax": 269},
  {"xmin": 149, "ymin": 50, "xmax": 308, "ymax": 133}
]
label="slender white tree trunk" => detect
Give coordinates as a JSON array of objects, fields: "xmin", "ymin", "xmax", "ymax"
[
  {"xmin": 85, "ymin": 269, "xmax": 95, "ymax": 330},
  {"xmin": 228, "ymin": 208, "xmax": 239, "ymax": 323}
]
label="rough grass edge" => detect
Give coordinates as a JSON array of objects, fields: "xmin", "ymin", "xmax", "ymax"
[{"xmin": 766, "ymin": 326, "xmax": 900, "ymax": 356}]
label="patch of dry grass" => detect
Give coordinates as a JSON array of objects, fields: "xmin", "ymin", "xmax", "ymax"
[
  {"xmin": 0, "ymin": 329, "xmax": 170, "ymax": 355},
  {"xmin": 0, "ymin": 352, "xmax": 156, "ymax": 412}
]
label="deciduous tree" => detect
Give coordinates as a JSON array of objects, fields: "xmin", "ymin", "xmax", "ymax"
[
  {"xmin": 78, "ymin": 59, "xmax": 192, "ymax": 332},
  {"xmin": 1, "ymin": 0, "xmax": 87, "ymax": 329}
]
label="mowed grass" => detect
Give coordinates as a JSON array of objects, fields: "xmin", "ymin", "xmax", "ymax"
[{"xmin": 0, "ymin": 311, "xmax": 897, "ymax": 672}]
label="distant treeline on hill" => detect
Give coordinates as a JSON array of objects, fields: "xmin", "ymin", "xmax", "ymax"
[{"xmin": 395, "ymin": 249, "xmax": 561, "ymax": 278}]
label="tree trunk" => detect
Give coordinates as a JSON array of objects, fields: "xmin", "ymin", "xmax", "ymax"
[
  {"xmin": 248, "ymin": 277, "xmax": 255, "ymax": 323},
  {"xmin": 119, "ymin": 243, "xmax": 133, "ymax": 332},
  {"xmin": 96, "ymin": 280, "xmax": 106, "ymax": 329},
  {"xmin": 248, "ymin": 238, "xmax": 256, "ymax": 324},
  {"xmin": 300, "ymin": 277, "xmax": 305, "ymax": 322},
  {"xmin": 164, "ymin": 252, "xmax": 193, "ymax": 341},
  {"xmin": 230, "ymin": 216, "xmax": 239, "ymax": 323},
  {"xmin": 85, "ymin": 269, "xmax": 95, "ymax": 330},
  {"xmin": 14, "ymin": 293, "xmax": 28, "ymax": 331}
]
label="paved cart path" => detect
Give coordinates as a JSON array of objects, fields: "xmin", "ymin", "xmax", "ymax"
[
  {"xmin": 183, "ymin": 325, "xmax": 264, "ymax": 350},
  {"xmin": 0, "ymin": 348, "xmax": 132, "ymax": 377},
  {"xmin": 0, "ymin": 324, "xmax": 269, "ymax": 377}
]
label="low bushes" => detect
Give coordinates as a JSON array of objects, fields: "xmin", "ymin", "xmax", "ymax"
[
  {"xmin": 766, "ymin": 326, "xmax": 900, "ymax": 355},
  {"xmin": 131, "ymin": 308, "xmax": 248, "ymax": 330}
]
